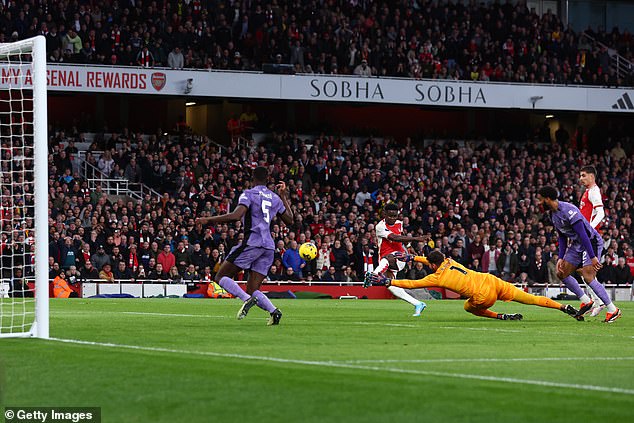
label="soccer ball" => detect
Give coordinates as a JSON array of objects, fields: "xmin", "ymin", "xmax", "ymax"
[{"xmin": 299, "ymin": 242, "xmax": 318, "ymax": 261}]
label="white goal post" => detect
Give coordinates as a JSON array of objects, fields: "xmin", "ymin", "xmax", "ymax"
[{"xmin": 0, "ymin": 36, "xmax": 48, "ymax": 338}]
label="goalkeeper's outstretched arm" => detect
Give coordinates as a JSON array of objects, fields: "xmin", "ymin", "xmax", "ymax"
[
  {"xmin": 389, "ymin": 253, "xmax": 440, "ymax": 289},
  {"xmin": 391, "ymin": 274, "xmax": 439, "ymax": 289},
  {"xmin": 393, "ymin": 252, "xmax": 431, "ymax": 266},
  {"xmin": 412, "ymin": 255, "xmax": 430, "ymax": 266},
  {"xmin": 364, "ymin": 267, "xmax": 440, "ymax": 289}
]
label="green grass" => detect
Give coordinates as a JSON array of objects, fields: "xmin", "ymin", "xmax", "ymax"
[{"xmin": 1, "ymin": 299, "xmax": 633, "ymax": 423}]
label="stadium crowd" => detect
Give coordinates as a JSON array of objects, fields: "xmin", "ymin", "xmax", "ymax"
[
  {"xmin": 33, "ymin": 121, "xmax": 634, "ymax": 291},
  {"xmin": 1, "ymin": 0, "xmax": 633, "ymax": 86}
]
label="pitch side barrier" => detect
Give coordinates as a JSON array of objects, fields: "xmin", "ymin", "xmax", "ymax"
[{"xmin": 6, "ymin": 279, "xmax": 629, "ymax": 301}]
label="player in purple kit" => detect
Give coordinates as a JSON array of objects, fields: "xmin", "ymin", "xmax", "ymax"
[
  {"xmin": 196, "ymin": 166, "xmax": 294, "ymax": 325},
  {"xmin": 537, "ymin": 186, "xmax": 621, "ymax": 323}
]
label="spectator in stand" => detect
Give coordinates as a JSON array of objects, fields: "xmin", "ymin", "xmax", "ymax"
[
  {"xmin": 597, "ymin": 256, "xmax": 617, "ymax": 285},
  {"xmin": 482, "ymin": 238, "xmax": 502, "ymax": 276},
  {"xmin": 59, "ymin": 236, "xmax": 79, "ymax": 270},
  {"xmin": 99, "ymin": 263, "xmax": 115, "ymax": 283},
  {"xmin": 63, "ymin": 28, "xmax": 82, "ymax": 57},
  {"xmin": 517, "ymin": 253, "xmax": 531, "ymax": 276},
  {"xmin": 200, "ymin": 266, "xmax": 214, "ymax": 284},
  {"xmin": 355, "ymin": 186, "xmax": 372, "ymax": 209},
  {"xmin": 10, "ymin": 268, "xmax": 31, "ymax": 298},
  {"xmin": 282, "ymin": 240, "xmax": 305, "ymax": 279},
  {"xmin": 226, "ymin": 114, "xmax": 242, "ymax": 141},
  {"xmin": 124, "ymin": 158, "xmax": 142, "ymax": 184},
  {"xmin": 321, "ymin": 266, "xmax": 342, "ymax": 282},
  {"xmin": 80, "ymin": 261, "xmax": 99, "ymax": 281},
  {"xmin": 174, "ymin": 241, "xmax": 191, "ymax": 273},
  {"xmin": 80, "ymin": 41, "xmax": 94, "ymax": 62},
  {"xmin": 97, "ymin": 151, "xmax": 115, "ymax": 177},
  {"xmin": 624, "ymin": 247, "xmax": 634, "ymax": 278},
  {"xmin": 283, "ymin": 266, "xmax": 301, "ymax": 282},
  {"xmin": 356, "ymin": 242, "xmax": 378, "ymax": 277},
  {"xmin": 316, "ymin": 238, "xmax": 332, "ymax": 272},
  {"xmin": 168, "ymin": 47, "xmax": 184, "ymax": 69},
  {"xmin": 182, "ymin": 264, "xmax": 199, "ymax": 283},
  {"xmin": 114, "ymin": 261, "xmax": 133, "ymax": 281},
  {"xmin": 407, "ymin": 260, "xmax": 427, "ymax": 280},
  {"xmin": 330, "ymin": 239, "xmax": 349, "ymax": 271},
  {"xmin": 353, "ymin": 59, "xmax": 372, "ymax": 77},
  {"xmin": 190, "ymin": 243, "xmax": 206, "ymax": 271},
  {"xmin": 136, "ymin": 46, "xmax": 154, "ymax": 68},
  {"xmin": 147, "ymin": 263, "xmax": 166, "ymax": 281},
  {"xmin": 467, "ymin": 234, "xmax": 485, "ymax": 270},
  {"xmin": 168, "ymin": 266, "xmax": 182, "ymax": 283},
  {"xmin": 527, "ymin": 247, "xmax": 549, "ymax": 284},
  {"xmin": 46, "ymin": 25, "xmax": 62, "ymax": 58},
  {"xmin": 110, "ymin": 245, "xmax": 124, "ymax": 269},
  {"xmin": 91, "ymin": 245, "xmax": 111, "ymax": 272},
  {"xmin": 613, "ymin": 257, "xmax": 633, "ymax": 285},
  {"xmin": 267, "ymin": 265, "xmax": 283, "ymax": 281},
  {"xmin": 66, "ymin": 266, "xmax": 80, "ymax": 285},
  {"xmin": 341, "ymin": 266, "xmax": 355, "ymax": 283},
  {"xmin": 239, "ymin": 107, "xmax": 259, "ymax": 136},
  {"xmin": 451, "ymin": 239, "xmax": 469, "ymax": 266},
  {"xmin": 157, "ymin": 244, "xmax": 176, "ymax": 273}
]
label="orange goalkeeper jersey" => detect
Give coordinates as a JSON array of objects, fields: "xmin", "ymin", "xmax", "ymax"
[{"xmin": 392, "ymin": 256, "xmax": 508, "ymax": 299}]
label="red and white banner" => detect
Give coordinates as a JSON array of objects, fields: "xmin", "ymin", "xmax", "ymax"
[{"xmin": 1, "ymin": 64, "xmax": 632, "ymax": 113}]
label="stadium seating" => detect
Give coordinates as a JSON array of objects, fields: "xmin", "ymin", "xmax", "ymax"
[{"xmin": 3, "ymin": 0, "xmax": 633, "ymax": 86}]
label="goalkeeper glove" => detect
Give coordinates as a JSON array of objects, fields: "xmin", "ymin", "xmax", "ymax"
[
  {"xmin": 363, "ymin": 272, "xmax": 391, "ymax": 288},
  {"xmin": 392, "ymin": 251, "xmax": 414, "ymax": 262}
]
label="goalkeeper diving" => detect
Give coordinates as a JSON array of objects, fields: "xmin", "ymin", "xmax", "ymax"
[{"xmin": 364, "ymin": 249, "xmax": 581, "ymax": 321}]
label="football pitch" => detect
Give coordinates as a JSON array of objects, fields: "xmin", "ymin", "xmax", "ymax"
[{"xmin": 1, "ymin": 298, "xmax": 633, "ymax": 423}]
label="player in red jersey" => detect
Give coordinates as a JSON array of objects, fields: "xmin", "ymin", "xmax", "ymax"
[
  {"xmin": 579, "ymin": 166, "xmax": 606, "ymax": 230},
  {"xmin": 373, "ymin": 203, "xmax": 428, "ymax": 316},
  {"xmin": 578, "ymin": 165, "xmax": 609, "ymax": 317}
]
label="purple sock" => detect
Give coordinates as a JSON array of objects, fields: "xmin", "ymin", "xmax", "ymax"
[
  {"xmin": 561, "ymin": 275, "xmax": 586, "ymax": 299},
  {"xmin": 252, "ymin": 290, "xmax": 277, "ymax": 313},
  {"xmin": 588, "ymin": 279, "xmax": 612, "ymax": 306},
  {"xmin": 218, "ymin": 276, "xmax": 250, "ymax": 301}
]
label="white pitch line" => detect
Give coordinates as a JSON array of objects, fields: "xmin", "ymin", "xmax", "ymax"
[
  {"xmin": 52, "ymin": 312, "xmax": 634, "ymax": 339},
  {"xmin": 47, "ymin": 337, "xmax": 634, "ymax": 396},
  {"xmin": 341, "ymin": 357, "xmax": 634, "ymax": 364},
  {"xmin": 354, "ymin": 322, "xmax": 418, "ymax": 328},
  {"xmin": 438, "ymin": 326, "xmax": 522, "ymax": 333}
]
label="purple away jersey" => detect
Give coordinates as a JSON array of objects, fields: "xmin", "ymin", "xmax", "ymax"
[
  {"xmin": 551, "ymin": 200, "xmax": 603, "ymax": 266},
  {"xmin": 551, "ymin": 201, "xmax": 601, "ymax": 243},
  {"xmin": 238, "ymin": 185, "xmax": 285, "ymax": 250}
]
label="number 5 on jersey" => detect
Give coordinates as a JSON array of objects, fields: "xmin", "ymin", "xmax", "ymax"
[{"xmin": 262, "ymin": 200, "xmax": 272, "ymax": 223}]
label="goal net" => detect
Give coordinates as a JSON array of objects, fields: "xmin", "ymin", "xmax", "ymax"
[{"xmin": 0, "ymin": 36, "xmax": 48, "ymax": 338}]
